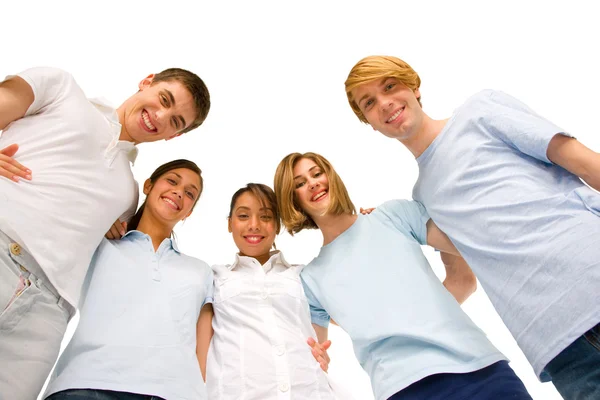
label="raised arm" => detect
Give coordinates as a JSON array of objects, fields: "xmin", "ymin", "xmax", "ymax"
[
  {"xmin": 426, "ymin": 219, "xmax": 460, "ymax": 256},
  {"xmin": 547, "ymin": 134, "xmax": 600, "ymax": 192},
  {"xmin": 196, "ymin": 303, "xmax": 214, "ymax": 381},
  {"xmin": 0, "ymin": 76, "xmax": 34, "ymax": 130}
]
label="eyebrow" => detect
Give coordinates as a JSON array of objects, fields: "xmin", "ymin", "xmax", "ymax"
[
  {"xmin": 168, "ymin": 172, "xmax": 199, "ymax": 192},
  {"xmin": 235, "ymin": 206, "xmax": 273, "ymax": 212},
  {"xmin": 356, "ymin": 77, "xmax": 390, "ymax": 107},
  {"xmin": 293, "ymin": 165, "xmax": 318, "ymax": 180},
  {"xmin": 162, "ymin": 90, "xmax": 187, "ymax": 129}
]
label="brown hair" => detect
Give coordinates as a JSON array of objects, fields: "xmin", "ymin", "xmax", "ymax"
[
  {"xmin": 128, "ymin": 159, "xmax": 203, "ymax": 232},
  {"xmin": 274, "ymin": 152, "xmax": 355, "ymax": 235},
  {"xmin": 228, "ymin": 183, "xmax": 281, "ymax": 235},
  {"xmin": 345, "ymin": 55, "xmax": 422, "ymax": 123},
  {"xmin": 152, "ymin": 68, "xmax": 211, "ymax": 133}
]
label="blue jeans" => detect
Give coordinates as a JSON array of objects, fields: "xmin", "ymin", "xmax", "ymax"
[
  {"xmin": 544, "ymin": 323, "xmax": 600, "ymax": 400},
  {"xmin": 388, "ymin": 361, "xmax": 532, "ymax": 400},
  {"xmin": 46, "ymin": 389, "xmax": 165, "ymax": 400}
]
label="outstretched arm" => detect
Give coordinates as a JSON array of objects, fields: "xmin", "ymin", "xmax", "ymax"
[
  {"xmin": 196, "ymin": 304, "xmax": 214, "ymax": 381},
  {"xmin": 440, "ymin": 252, "xmax": 477, "ymax": 304},
  {"xmin": 547, "ymin": 134, "xmax": 600, "ymax": 192}
]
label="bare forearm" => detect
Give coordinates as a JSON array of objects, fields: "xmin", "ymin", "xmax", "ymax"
[
  {"xmin": 548, "ymin": 134, "xmax": 600, "ymax": 192},
  {"xmin": 196, "ymin": 304, "xmax": 214, "ymax": 381}
]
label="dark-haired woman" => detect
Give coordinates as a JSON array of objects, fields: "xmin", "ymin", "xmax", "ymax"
[{"xmin": 44, "ymin": 160, "xmax": 213, "ymax": 400}]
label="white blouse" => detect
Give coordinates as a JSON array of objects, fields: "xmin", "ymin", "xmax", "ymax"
[{"xmin": 207, "ymin": 251, "xmax": 337, "ymax": 400}]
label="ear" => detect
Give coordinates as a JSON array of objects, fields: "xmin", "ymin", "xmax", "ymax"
[
  {"xmin": 227, "ymin": 218, "xmax": 233, "ymax": 233},
  {"xmin": 138, "ymin": 74, "xmax": 156, "ymax": 91},
  {"xmin": 143, "ymin": 178, "xmax": 153, "ymax": 195},
  {"xmin": 414, "ymin": 88, "xmax": 421, "ymax": 101}
]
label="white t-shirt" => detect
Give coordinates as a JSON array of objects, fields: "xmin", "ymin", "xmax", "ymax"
[
  {"xmin": 0, "ymin": 67, "xmax": 138, "ymax": 308},
  {"xmin": 208, "ymin": 251, "xmax": 338, "ymax": 400}
]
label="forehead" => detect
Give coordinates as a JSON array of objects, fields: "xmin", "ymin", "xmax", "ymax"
[
  {"xmin": 234, "ymin": 191, "xmax": 271, "ymax": 210},
  {"xmin": 293, "ymin": 158, "xmax": 318, "ymax": 176}
]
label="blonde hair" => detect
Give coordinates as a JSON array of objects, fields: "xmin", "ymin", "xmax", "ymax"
[
  {"xmin": 274, "ymin": 152, "xmax": 355, "ymax": 235},
  {"xmin": 345, "ymin": 55, "xmax": 422, "ymax": 123}
]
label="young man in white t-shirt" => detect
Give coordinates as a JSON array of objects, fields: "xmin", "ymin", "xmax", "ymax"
[
  {"xmin": 0, "ymin": 67, "xmax": 210, "ymax": 399},
  {"xmin": 344, "ymin": 55, "xmax": 600, "ymax": 400}
]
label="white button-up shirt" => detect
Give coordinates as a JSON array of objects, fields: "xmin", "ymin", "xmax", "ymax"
[{"xmin": 207, "ymin": 251, "xmax": 336, "ymax": 400}]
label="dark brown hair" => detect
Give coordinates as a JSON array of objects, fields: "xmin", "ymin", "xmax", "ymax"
[{"xmin": 228, "ymin": 183, "xmax": 281, "ymax": 235}]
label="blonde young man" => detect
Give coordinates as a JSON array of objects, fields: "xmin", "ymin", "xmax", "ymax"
[
  {"xmin": 345, "ymin": 55, "xmax": 600, "ymax": 400},
  {"xmin": 0, "ymin": 67, "xmax": 210, "ymax": 399},
  {"xmin": 274, "ymin": 152, "xmax": 532, "ymax": 400}
]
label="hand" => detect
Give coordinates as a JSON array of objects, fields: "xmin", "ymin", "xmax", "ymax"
[
  {"xmin": 0, "ymin": 144, "xmax": 31, "ymax": 182},
  {"xmin": 360, "ymin": 207, "xmax": 375, "ymax": 215},
  {"xmin": 105, "ymin": 219, "xmax": 127, "ymax": 240},
  {"xmin": 307, "ymin": 337, "xmax": 331, "ymax": 372}
]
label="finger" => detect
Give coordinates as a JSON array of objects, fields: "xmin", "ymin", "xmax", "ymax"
[
  {"xmin": 0, "ymin": 144, "xmax": 19, "ymax": 158},
  {"xmin": 321, "ymin": 340, "xmax": 332, "ymax": 351},
  {"xmin": 0, "ymin": 169, "xmax": 20, "ymax": 182},
  {"xmin": 120, "ymin": 221, "xmax": 127, "ymax": 235},
  {"xmin": 323, "ymin": 350, "xmax": 331, "ymax": 363},
  {"xmin": 109, "ymin": 224, "xmax": 121, "ymax": 239},
  {"xmin": 307, "ymin": 337, "xmax": 316, "ymax": 346},
  {"xmin": 0, "ymin": 159, "xmax": 32, "ymax": 180},
  {"xmin": 320, "ymin": 360, "xmax": 328, "ymax": 372}
]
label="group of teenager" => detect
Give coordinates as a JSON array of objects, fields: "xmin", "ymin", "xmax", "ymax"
[{"xmin": 0, "ymin": 55, "xmax": 597, "ymax": 400}]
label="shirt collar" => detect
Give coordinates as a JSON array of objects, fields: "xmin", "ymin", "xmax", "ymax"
[
  {"xmin": 121, "ymin": 230, "xmax": 180, "ymax": 253},
  {"xmin": 229, "ymin": 250, "xmax": 291, "ymax": 271},
  {"xmin": 90, "ymin": 97, "xmax": 138, "ymax": 164}
]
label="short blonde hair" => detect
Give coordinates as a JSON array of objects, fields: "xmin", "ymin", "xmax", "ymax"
[
  {"xmin": 274, "ymin": 152, "xmax": 356, "ymax": 235},
  {"xmin": 345, "ymin": 55, "xmax": 422, "ymax": 123}
]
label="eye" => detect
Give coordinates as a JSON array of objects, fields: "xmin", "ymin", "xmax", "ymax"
[
  {"xmin": 166, "ymin": 178, "xmax": 177, "ymax": 185},
  {"xmin": 260, "ymin": 215, "xmax": 273, "ymax": 221},
  {"xmin": 160, "ymin": 94, "xmax": 169, "ymax": 107},
  {"xmin": 363, "ymin": 98, "xmax": 374, "ymax": 110},
  {"xmin": 314, "ymin": 171, "xmax": 322, "ymax": 177},
  {"xmin": 171, "ymin": 117, "xmax": 179, "ymax": 130},
  {"xmin": 385, "ymin": 83, "xmax": 396, "ymax": 91},
  {"xmin": 237, "ymin": 214, "xmax": 249, "ymax": 219},
  {"xmin": 295, "ymin": 181, "xmax": 305, "ymax": 189},
  {"xmin": 185, "ymin": 190, "xmax": 195, "ymax": 200}
]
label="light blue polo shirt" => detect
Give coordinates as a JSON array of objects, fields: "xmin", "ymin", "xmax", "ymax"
[
  {"xmin": 413, "ymin": 89, "xmax": 600, "ymax": 379},
  {"xmin": 44, "ymin": 231, "xmax": 213, "ymax": 400},
  {"xmin": 300, "ymin": 200, "xmax": 505, "ymax": 400}
]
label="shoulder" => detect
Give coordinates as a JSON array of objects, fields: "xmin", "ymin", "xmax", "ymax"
[
  {"xmin": 17, "ymin": 67, "xmax": 77, "ymax": 91},
  {"xmin": 376, "ymin": 199, "xmax": 426, "ymax": 219},
  {"xmin": 177, "ymin": 253, "xmax": 213, "ymax": 274}
]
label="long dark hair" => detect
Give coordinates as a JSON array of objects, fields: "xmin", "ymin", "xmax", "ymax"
[{"xmin": 127, "ymin": 159, "xmax": 203, "ymax": 232}]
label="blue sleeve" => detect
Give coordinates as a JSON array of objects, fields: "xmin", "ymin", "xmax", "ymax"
[
  {"xmin": 300, "ymin": 275, "xmax": 330, "ymax": 328},
  {"xmin": 478, "ymin": 90, "xmax": 571, "ymax": 163},
  {"xmin": 377, "ymin": 199, "xmax": 429, "ymax": 245}
]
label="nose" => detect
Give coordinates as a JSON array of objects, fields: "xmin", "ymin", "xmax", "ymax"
[
  {"xmin": 248, "ymin": 215, "xmax": 260, "ymax": 230},
  {"xmin": 308, "ymin": 177, "xmax": 320, "ymax": 191},
  {"xmin": 172, "ymin": 187, "xmax": 183, "ymax": 199}
]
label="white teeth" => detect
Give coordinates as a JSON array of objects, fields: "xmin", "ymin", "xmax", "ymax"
[
  {"xmin": 246, "ymin": 236, "xmax": 262, "ymax": 244},
  {"xmin": 387, "ymin": 108, "xmax": 403, "ymax": 123},
  {"xmin": 142, "ymin": 110, "xmax": 156, "ymax": 131},
  {"xmin": 162, "ymin": 197, "xmax": 178, "ymax": 209},
  {"xmin": 313, "ymin": 191, "xmax": 327, "ymax": 201}
]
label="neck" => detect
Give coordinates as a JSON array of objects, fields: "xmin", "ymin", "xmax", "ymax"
[
  {"xmin": 314, "ymin": 212, "xmax": 358, "ymax": 246},
  {"xmin": 116, "ymin": 101, "xmax": 138, "ymax": 143},
  {"xmin": 136, "ymin": 215, "xmax": 174, "ymax": 251},
  {"xmin": 400, "ymin": 116, "xmax": 449, "ymax": 158}
]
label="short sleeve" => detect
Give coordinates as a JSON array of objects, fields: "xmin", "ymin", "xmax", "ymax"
[
  {"xmin": 478, "ymin": 90, "xmax": 570, "ymax": 163},
  {"xmin": 377, "ymin": 199, "xmax": 429, "ymax": 245},
  {"xmin": 202, "ymin": 267, "xmax": 214, "ymax": 307},
  {"xmin": 12, "ymin": 67, "xmax": 77, "ymax": 117},
  {"xmin": 301, "ymin": 276, "xmax": 330, "ymax": 328}
]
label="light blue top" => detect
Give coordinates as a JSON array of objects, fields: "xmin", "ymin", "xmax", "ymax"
[
  {"xmin": 413, "ymin": 89, "xmax": 600, "ymax": 379},
  {"xmin": 300, "ymin": 201, "xmax": 505, "ymax": 400},
  {"xmin": 44, "ymin": 231, "xmax": 213, "ymax": 400}
]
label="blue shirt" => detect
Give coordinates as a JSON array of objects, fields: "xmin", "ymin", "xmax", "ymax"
[
  {"xmin": 301, "ymin": 201, "xmax": 504, "ymax": 400},
  {"xmin": 413, "ymin": 89, "xmax": 600, "ymax": 378},
  {"xmin": 45, "ymin": 231, "xmax": 214, "ymax": 400}
]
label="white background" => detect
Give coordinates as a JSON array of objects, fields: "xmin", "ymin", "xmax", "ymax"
[{"xmin": 3, "ymin": 1, "xmax": 599, "ymax": 399}]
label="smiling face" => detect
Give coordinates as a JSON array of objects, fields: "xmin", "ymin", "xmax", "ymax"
[
  {"xmin": 143, "ymin": 167, "xmax": 201, "ymax": 227},
  {"xmin": 118, "ymin": 75, "xmax": 198, "ymax": 144},
  {"xmin": 351, "ymin": 77, "xmax": 424, "ymax": 141},
  {"xmin": 292, "ymin": 157, "xmax": 330, "ymax": 219},
  {"xmin": 228, "ymin": 191, "xmax": 277, "ymax": 261}
]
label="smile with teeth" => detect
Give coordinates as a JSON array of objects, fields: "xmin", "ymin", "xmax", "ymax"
[
  {"xmin": 142, "ymin": 110, "xmax": 157, "ymax": 132},
  {"xmin": 386, "ymin": 107, "xmax": 404, "ymax": 123},
  {"xmin": 244, "ymin": 235, "xmax": 264, "ymax": 244},
  {"xmin": 161, "ymin": 197, "xmax": 180, "ymax": 210},
  {"xmin": 312, "ymin": 190, "xmax": 327, "ymax": 202}
]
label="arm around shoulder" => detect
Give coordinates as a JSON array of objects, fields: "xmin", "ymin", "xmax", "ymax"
[
  {"xmin": 196, "ymin": 303, "xmax": 214, "ymax": 381},
  {"xmin": 547, "ymin": 134, "xmax": 600, "ymax": 192},
  {"xmin": 0, "ymin": 76, "xmax": 34, "ymax": 130}
]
